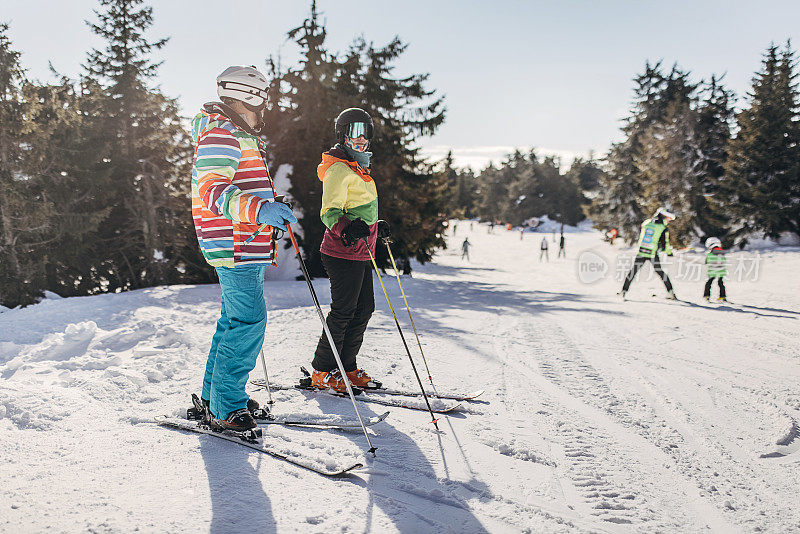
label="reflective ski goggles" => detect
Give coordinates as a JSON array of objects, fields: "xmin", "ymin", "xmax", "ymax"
[{"xmin": 344, "ymin": 122, "xmax": 372, "ymax": 140}]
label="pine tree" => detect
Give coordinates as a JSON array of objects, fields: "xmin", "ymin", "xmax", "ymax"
[
  {"xmin": 341, "ymin": 36, "xmax": 447, "ymax": 267},
  {"xmin": 566, "ymin": 155, "xmax": 605, "ymax": 199},
  {"xmin": 591, "ymin": 62, "xmax": 703, "ymax": 243},
  {"xmin": 689, "ymin": 76, "xmax": 735, "ymax": 241},
  {"xmin": 468, "ymin": 149, "xmax": 585, "ymax": 228},
  {"xmin": 263, "ymin": 3, "xmax": 348, "ymax": 276},
  {"xmin": 22, "ymin": 74, "xmax": 112, "ymax": 298},
  {"xmin": 0, "ymin": 24, "xmax": 52, "ymax": 307},
  {"xmin": 452, "ymin": 166, "xmax": 478, "ymax": 219},
  {"xmin": 441, "ymin": 151, "xmax": 462, "ymax": 217},
  {"xmin": 502, "ymin": 150, "xmax": 540, "ymax": 226},
  {"xmin": 264, "ymin": 3, "xmax": 446, "ymax": 274},
  {"xmin": 590, "ymin": 63, "xmax": 667, "ymax": 241},
  {"xmin": 474, "ymin": 163, "xmax": 507, "ymax": 224},
  {"xmin": 726, "ymin": 42, "xmax": 800, "ymax": 241},
  {"xmin": 638, "ymin": 97, "xmax": 696, "ymax": 240},
  {"xmin": 82, "ymin": 0, "xmax": 193, "ymax": 290},
  {"xmin": 591, "ymin": 140, "xmax": 644, "ymax": 242}
]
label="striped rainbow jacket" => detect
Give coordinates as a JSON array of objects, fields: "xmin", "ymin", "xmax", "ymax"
[{"xmin": 190, "ymin": 103, "xmax": 277, "ymax": 268}]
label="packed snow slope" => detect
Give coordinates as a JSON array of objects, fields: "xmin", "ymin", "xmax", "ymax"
[{"xmin": 1, "ymin": 224, "xmax": 799, "ymax": 533}]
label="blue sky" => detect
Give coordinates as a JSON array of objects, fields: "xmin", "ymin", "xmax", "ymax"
[{"xmin": 5, "ymin": 1, "xmax": 800, "ymax": 168}]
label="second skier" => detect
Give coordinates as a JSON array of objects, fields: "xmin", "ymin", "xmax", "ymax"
[{"xmin": 310, "ymin": 108, "xmax": 387, "ymax": 392}]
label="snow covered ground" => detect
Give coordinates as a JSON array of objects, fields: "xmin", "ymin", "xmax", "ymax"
[{"xmin": 1, "ymin": 224, "xmax": 798, "ymax": 533}]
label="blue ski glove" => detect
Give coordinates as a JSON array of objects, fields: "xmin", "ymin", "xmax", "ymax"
[{"xmin": 256, "ymin": 200, "xmax": 297, "ymax": 231}]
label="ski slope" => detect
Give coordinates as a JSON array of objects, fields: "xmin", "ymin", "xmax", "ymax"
[{"xmin": 1, "ymin": 224, "xmax": 798, "ymax": 533}]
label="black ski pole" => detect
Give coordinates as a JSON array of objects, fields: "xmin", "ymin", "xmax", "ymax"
[
  {"xmin": 286, "ymin": 224, "xmax": 377, "ymax": 455},
  {"xmin": 365, "ymin": 246, "xmax": 440, "ymax": 430}
]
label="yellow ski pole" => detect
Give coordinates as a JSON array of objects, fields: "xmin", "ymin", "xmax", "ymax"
[
  {"xmin": 366, "ymin": 246, "xmax": 440, "ymax": 429},
  {"xmin": 381, "ymin": 239, "xmax": 439, "ymax": 396}
]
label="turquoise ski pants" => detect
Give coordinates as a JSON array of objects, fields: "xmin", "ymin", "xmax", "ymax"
[{"xmin": 202, "ymin": 265, "xmax": 267, "ymax": 419}]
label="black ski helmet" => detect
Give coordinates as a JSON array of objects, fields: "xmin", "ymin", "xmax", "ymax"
[{"xmin": 335, "ymin": 108, "xmax": 374, "ymax": 143}]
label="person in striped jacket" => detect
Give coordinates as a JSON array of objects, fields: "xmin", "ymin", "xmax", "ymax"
[
  {"xmin": 310, "ymin": 108, "xmax": 390, "ymax": 392},
  {"xmin": 190, "ymin": 66, "xmax": 296, "ymax": 432}
]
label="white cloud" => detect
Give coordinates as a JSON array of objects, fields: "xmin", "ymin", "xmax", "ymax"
[{"xmin": 419, "ymin": 145, "xmax": 599, "ymax": 171}]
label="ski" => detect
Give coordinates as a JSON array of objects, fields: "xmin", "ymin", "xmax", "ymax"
[
  {"xmin": 250, "ymin": 381, "xmax": 464, "ymax": 413},
  {"xmin": 187, "ymin": 393, "xmax": 389, "ymax": 430},
  {"xmin": 259, "ymin": 410, "xmax": 390, "ymax": 430},
  {"xmin": 155, "ymin": 416, "xmax": 364, "ymax": 477},
  {"xmin": 251, "ymin": 377, "xmax": 484, "ymax": 402},
  {"xmin": 349, "ymin": 385, "xmax": 484, "ymax": 402}
]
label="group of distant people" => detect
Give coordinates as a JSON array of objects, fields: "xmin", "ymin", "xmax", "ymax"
[
  {"xmin": 458, "ymin": 225, "xmax": 567, "ymax": 263},
  {"xmin": 617, "ymin": 207, "xmax": 727, "ymax": 302},
  {"xmin": 456, "ymin": 212, "xmax": 729, "ymax": 304},
  {"xmin": 538, "ymin": 234, "xmax": 566, "ymax": 262}
]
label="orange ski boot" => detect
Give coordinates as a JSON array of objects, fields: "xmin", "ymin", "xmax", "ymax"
[
  {"xmin": 311, "ymin": 369, "xmax": 349, "ymax": 393},
  {"xmin": 346, "ymin": 369, "xmax": 382, "ymax": 389}
]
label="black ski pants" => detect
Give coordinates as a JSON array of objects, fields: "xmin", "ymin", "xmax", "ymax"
[
  {"xmin": 703, "ymin": 277, "xmax": 726, "ymax": 299},
  {"xmin": 622, "ymin": 254, "xmax": 673, "ymax": 292},
  {"xmin": 312, "ymin": 253, "xmax": 375, "ymax": 373}
]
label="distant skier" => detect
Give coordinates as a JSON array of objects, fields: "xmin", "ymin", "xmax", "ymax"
[
  {"xmin": 461, "ymin": 237, "xmax": 471, "ymax": 260},
  {"xmin": 310, "ymin": 107, "xmax": 388, "ymax": 393},
  {"xmin": 558, "ymin": 233, "xmax": 566, "ymax": 258},
  {"xmin": 703, "ymin": 237, "xmax": 727, "ymax": 302},
  {"xmin": 620, "ymin": 207, "xmax": 677, "ymax": 300},
  {"xmin": 539, "ymin": 236, "xmax": 549, "ymax": 262},
  {"xmin": 191, "ymin": 65, "xmax": 296, "ymax": 432},
  {"xmin": 608, "ymin": 228, "xmax": 618, "ymax": 245},
  {"xmin": 453, "ymin": 223, "xmax": 458, "ymax": 235}
]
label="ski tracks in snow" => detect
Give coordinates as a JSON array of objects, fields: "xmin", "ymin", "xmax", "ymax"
[{"xmin": 485, "ymin": 314, "xmax": 737, "ymax": 532}]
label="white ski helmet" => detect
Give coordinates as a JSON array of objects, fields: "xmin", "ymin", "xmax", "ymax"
[
  {"xmin": 216, "ymin": 65, "xmax": 269, "ymax": 110},
  {"xmin": 653, "ymin": 207, "xmax": 675, "ymax": 221},
  {"xmin": 705, "ymin": 237, "xmax": 722, "ymax": 249}
]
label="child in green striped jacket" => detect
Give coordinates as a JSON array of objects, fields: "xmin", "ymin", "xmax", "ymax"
[{"xmin": 703, "ymin": 237, "xmax": 727, "ymax": 302}]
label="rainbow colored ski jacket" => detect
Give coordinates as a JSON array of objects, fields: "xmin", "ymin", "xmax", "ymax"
[
  {"xmin": 318, "ymin": 146, "xmax": 378, "ymax": 261},
  {"xmin": 191, "ymin": 103, "xmax": 277, "ymax": 268}
]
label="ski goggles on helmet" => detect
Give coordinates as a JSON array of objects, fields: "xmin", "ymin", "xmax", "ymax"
[
  {"xmin": 218, "ymin": 80, "xmax": 268, "ymax": 111},
  {"xmin": 243, "ymin": 100, "xmax": 267, "ymax": 113},
  {"xmin": 344, "ymin": 122, "xmax": 372, "ymax": 140}
]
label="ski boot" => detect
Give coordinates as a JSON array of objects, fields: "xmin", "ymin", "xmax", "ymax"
[
  {"xmin": 310, "ymin": 368, "xmax": 350, "ymax": 393},
  {"xmin": 666, "ymin": 290, "xmax": 678, "ymax": 300},
  {"xmin": 618, "ymin": 290, "xmax": 627, "ymax": 301},
  {"xmin": 717, "ymin": 297, "xmax": 727, "ymax": 303},
  {"xmin": 703, "ymin": 296, "xmax": 710, "ymax": 302},
  {"xmin": 346, "ymin": 369, "xmax": 382, "ymax": 389},
  {"xmin": 189, "ymin": 394, "xmax": 269, "ymax": 422},
  {"xmin": 211, "ymin": 408, "xmax": 257, "ymax": 433}
]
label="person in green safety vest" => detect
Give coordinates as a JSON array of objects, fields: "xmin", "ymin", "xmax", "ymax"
[
  {"xmin": 703, "ymin": 237, "xmax": 727, "ymax": 302},
  {"xmin": 620, "ymin": 207, "xmax": 677, "ymax": 300}
]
